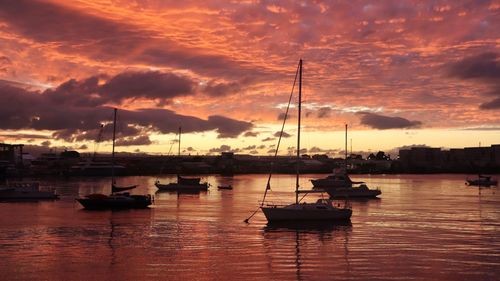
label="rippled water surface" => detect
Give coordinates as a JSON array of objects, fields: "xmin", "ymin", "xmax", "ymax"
[{"xmin": 1, "ymin": 174, "xmax": 499, "ymax": 280}]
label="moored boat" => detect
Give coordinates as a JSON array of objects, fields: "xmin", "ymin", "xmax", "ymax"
[
  {"xmin": 76, "ymin": 108, "xmax": 152, "ymax": 210},
  {"xmin": 325, "ymin": 184, "xmax": 381, "ymax": 199},
  {"xmin": 245, "ymin": 59, "xmax": 352, "ymax": 224},
  {"xmin": 76, "ymin": 193, "xmax": 151, "ymax": 210},
  {"xmin": 155, "ymin": 175, "xmax": 209, "ymax": 192},
  {"xmin": 0, "ymin": 181, "xmax": 59, "ymax": 200},
  {"xmin": 466, "ymin": 175, "xmax": 498, "ymax": 187},
  {"xmin": 261, "ymin": 198, "xmax": 352, "ymax": 222}
]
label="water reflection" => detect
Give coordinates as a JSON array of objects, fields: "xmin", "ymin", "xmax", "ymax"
[
  {"xmin": 262, "ymin": 221, "xmax": 352, "ymax": 280},
  {"xmin": 0, "ymin": 174, "xmax": 499, "ymax": 280}
]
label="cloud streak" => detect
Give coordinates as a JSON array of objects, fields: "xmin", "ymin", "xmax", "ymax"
[{"xmin": 358, "ymin": 112, "xmax": 422, "ymax": 129}]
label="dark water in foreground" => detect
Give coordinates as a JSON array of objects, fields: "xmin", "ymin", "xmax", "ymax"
[{"xmin": 0, "ymin": 174, "xmax": 499, "ymax": 281}]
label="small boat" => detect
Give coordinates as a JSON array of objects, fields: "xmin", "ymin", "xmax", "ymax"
[
  {"xmin": 69, "ymin": 160, "xmax": 126, "ymax": 176},
  {"xmin": 325, "ymin": 184, "xmax": 381, "ymax": 199},
  {"xmin": 76, "ymin": 108, "xmax": 152, "ymax": 210},
  {"xmin": 0, "ymin": 181, "xmax": 59, "ymax": 201},
  {"xmin": 155, "ymin": 175, "xmax": 209, "ymax": 192},
  {"xmin": 311, "ymin": 170, "xmax": 362, "ymax": 188},
  {"xmin": 217, "ymin": 185, "xmax": 233, "ymax": 190},
  {"xmin": 248, "ymin": 59, "xmax": 352, "ymax": 223},
  {"xmin": 262, "ymin": 198, "xmax": 352, "ymax": 222},
  {"xmin": 466, "ymin": 175, "xmax": 498, "ymax": 187},
  {"xmin": 76, "ymin": 193, "xmax": 152, "ymax": 210},
  {"xmin": 313, "ymin": 125, "xmax": 381, "ymax": 199}
]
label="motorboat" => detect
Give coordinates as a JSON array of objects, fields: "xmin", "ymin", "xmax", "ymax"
[
  {"xmin": 312, "ymin": 124, "xmax": 382, "ymax": 199},
  {"xmin": 324, "ymin": 183, "xmax": 381, "ymax": 199},
  {"xmin": 155, "ymin": 175, "xmax": 209, "ymax": 192},
  {"xmin": 0, "ymin": 181, "xmax": 59, "ymax": 200},
  {"xmin": 311, "ymin": 171, "xmax": 361, "ymax": 188}
]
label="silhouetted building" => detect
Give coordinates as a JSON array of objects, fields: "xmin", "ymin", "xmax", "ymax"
[
  {"xmin": 399, "ymin": 144, "xmax": 500, "ymax": 173},
  {"xmin": 0, "ymin": 143, "xmax": 24, "ymax": 164}
]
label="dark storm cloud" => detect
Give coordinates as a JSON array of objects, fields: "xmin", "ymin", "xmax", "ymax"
[
  {"xmin": 262, "ymin": 137, "xmax": 275, "ymax": 142},
  {"xmin": 448, "ymin": 52, "xmax": 500, "ymax": 109},
  {"xmin": 101, "ymin": 71, "xmax": 195, "ymax": 101},
  {"xmin": 45, "ymin": 71, "xmax": 196, "ymax": 106},
  {"xmin": 448, "ymin": 52, "xmax": 500, "ymax": 80},
  {"xmin": 358, "ymin": 112, "xmax": 422, "ymax": 129},
  {"xmin": 207, "ymin": 116, "xmax": 253, "ymax": 138},
  {"xmin": 0, "ymin": 80, "xmax": 253, "ymax": 142}
]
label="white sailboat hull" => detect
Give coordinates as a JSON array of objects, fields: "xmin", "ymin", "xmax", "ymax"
[{"xmin": 261, "ymin": 204, "xmax": 352, "ymax": 222}]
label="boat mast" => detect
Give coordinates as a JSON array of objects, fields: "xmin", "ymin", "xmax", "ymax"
[
  {"xmin": 345, "ymin": 124, "xmax": 348, "ymax": 173},
  {"xmin": 111, "ymin": 108, "xmax": 117, "ymax": 185},
  {"xmin": 296, "ymin": 59, "xmax": 302, "ymax": 205},
  {"xmin": 178, "ymin": 126, "xmax": 182, "ymax": 156}
]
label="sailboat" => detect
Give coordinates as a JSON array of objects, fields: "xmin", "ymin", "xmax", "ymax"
[
  {"xmin": 155, "ymin": 126, "xmax": 209, "ymax": 192},
  {"xmin": 259, "ymin": 59, "xmax": 352, "ymax": 222},
  {"xmin": 77, "ymin": 108, "xmax": 152, "ymax": 209}
]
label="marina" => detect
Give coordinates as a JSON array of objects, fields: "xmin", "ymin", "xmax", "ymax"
[{"xmin": 0, "ymin": 174, "xmax": 499, "ymax": 280}]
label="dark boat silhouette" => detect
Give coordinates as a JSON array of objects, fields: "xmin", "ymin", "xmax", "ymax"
[{"xmin": 76, "ymin": 108, "xmax": 152, "ymax": 210}]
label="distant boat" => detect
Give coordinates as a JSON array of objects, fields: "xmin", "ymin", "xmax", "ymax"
[
  {"xmin": 312, "ymin": 125, "xmax": 381, "ymax": 199},
  {"xmin": 69, "ymin": 160, "xmax": 126, "ymax": 176},
  {"xmin": 155, "ymin": 126, "xmax": 210, "ymax": 192},
  {"xmin": 311, "ymin": 170, "xmax": 360, "ymax": 188},
  {"xmin": 0, "ymin": 181, "xmax": 58, "ymax": 201},
  {"xmin": 77, "ymin": 193, "xmax": 152, "ymax": 210},
  {"xmin": 217, "ymin": 185, "xmax": 233, "ymax": 190},
  {"xmin": 155, "ymin": 175, "xmax": 209, "ymax": 192},
  {"xmin": 466, "ymin": 175, "xmax": 498, "ymax": 187},
  {"xmin": 76, "ymin": 108, "xmax": 152, "ymax": 210},
  {"xmin": 325, "ymin": 184, "xmax": 381, "ymax": 199},
  {"xmin": 256, "ymin": 59, "xmax": 352, "ymax": 223}
]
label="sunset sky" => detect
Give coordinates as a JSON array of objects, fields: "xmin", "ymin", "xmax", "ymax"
[{"xmin": 0, "ymin": 0, "xmax": 499, "ymax": 156}]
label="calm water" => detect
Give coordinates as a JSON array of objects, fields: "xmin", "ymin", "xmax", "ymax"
[{"xmin": 0, "ymin": 174, "xmax": 499, "ymax": 281}]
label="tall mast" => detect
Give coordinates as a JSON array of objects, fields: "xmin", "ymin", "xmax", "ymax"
[
  {"xmin": 178, "ymin": 126, "xmax": 182, "ymax": 156},
  {"xmin": 296, "ymin": 59, "xmax": 302, "ymax": 204},
  {"xmin": 111, "ymin": 108, "xmax": 117, "ymax": 185},
  {"xmin": 345, "ymin": 124, "xmax": 348, "ymax": 173}
]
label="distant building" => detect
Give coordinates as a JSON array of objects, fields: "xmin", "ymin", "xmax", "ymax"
[
  {"xmin": 399, "ymin": 144, "xmax": 500, "ymax": 172},
  {"xmin": 0, "ymin": 143, "xmax": 24, "ymax": 164}
]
